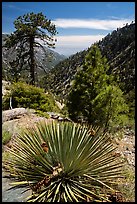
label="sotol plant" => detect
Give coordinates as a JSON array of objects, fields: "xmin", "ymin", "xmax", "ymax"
[{"xmin": 3, "ymin": 121, "xmax": 124, "ymax": 202}]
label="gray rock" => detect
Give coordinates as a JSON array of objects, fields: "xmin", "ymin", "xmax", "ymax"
[
  {"xmin": 2, "ymin": 108, "xmax": 28, "ymax": 123},
  {"xmin": 2, "ymin": 172, "xmax": 31, "ymax": 202}
]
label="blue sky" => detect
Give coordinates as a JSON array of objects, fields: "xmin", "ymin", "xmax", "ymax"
[{"xmin": 2, "ymin": 2, "xmax": 135, "ymax": 56}]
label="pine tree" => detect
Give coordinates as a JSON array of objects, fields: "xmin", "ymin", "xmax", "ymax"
[
  {"xmin": 67, "ymin": 45, "xmax": 129, "ymax": 129},
  {"xmin": 3, "ymin": 12, "xmax": 57, "ymax": 85}
]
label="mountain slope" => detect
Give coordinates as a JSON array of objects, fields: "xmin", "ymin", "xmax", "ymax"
[
  {"xmin": 48, "ymin": 23, "xmax": 135, "ymax": 100},
  {"xmin": 2, "ymin": 34, "xmax": 66, "ymax": 80}
]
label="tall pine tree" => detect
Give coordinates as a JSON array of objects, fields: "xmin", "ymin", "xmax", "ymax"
[
  {"xmin": 67, "ymin": 45, "xmax": 129, "ymax": 129},
  {"xmin": 3, "ymin": 12, "xmax": 57, "ymax": 85}
]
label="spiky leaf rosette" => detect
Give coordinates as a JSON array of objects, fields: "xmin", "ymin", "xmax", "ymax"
[{"xmin": 3, "ymin": 121, "xmax": 124, "ymax": 202}]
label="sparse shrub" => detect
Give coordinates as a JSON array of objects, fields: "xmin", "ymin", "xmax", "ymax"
[
  {"xmin": 2, "ymin": 82, "xmax": 60, "ymax": 113},
  {"xmin": 2, "ymin": 128, "xmax": 12, "ymax": 145},
  {"xmin": 35, "ymin": 110, "xmax": 50, "ymax": 118}
]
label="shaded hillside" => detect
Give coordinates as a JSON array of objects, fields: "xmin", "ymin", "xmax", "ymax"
[
  {"xmin": 48, "ymin": 23, "xmax": 135, "ymax": 100},
  {"xmin": 46, "ymin": 50, "xmax": 87, "ymax": 98},
  {"xmin": 98, "ymin": 23, "xmax": 135, "ymax": 94}
]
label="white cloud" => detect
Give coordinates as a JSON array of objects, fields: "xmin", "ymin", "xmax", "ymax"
[
  {"xmin": 53, "ymin": 35, "xmax": 105, "ymax": 56},
  {"xmin": 56, "ymin": 35, "xmax": 105, "ymax": 47},
  {"xmin": 52, "ymin": 18, "xmax": 134, "ymax": 30},
  {"xmin": 36, "ymin": 35, "xmax": 105, "ymax": 56}
]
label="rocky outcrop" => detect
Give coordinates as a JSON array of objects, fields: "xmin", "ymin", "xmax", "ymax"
[
  {"xmin": 2, "ymin": 108, "xmax": 28, "ymax": 123},
  {"xmin": 2, "ymin": 170, "xmax": 31, "ymax": 202}
]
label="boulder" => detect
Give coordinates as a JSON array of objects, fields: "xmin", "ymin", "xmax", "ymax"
[{"xmin": 2, "ymin": 108, "xmax": 28, "ymax": 123}]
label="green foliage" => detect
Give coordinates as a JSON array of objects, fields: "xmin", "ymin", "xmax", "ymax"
[
  {"xmin": 67, "ymin": 45, "xmax": 129, "ymax": 129},
  {"xmin": 91, "ymin": 85, "xmax": 129, "ymax": 129},
  {"xmin": 2, "ymin": 151, "xmax": 15, "ymax": 164},
  {"xmin": 3, "ymin": 12, "xmax": 57, "ymax": 85},
  {"xmin": 35, "ymin": 110, "xmax": 50, "ymax": 118},
  {"xmin": 2, "ymin": 128, "xmax": 12, "ymax": 145},
  {"xmin": 48, "ymin": 23, "xmax": 135, "ymax": 101},
  {"xmin": 2, "ymin": 63, "xmax": 8, "ymax": 81},
  {"xmin": 48, "ymin": 50, "xmax": 87, "ymax": 97},
  {"xmin": 2, "ymin": 82, "xmax": 60, "ymax": 113},
  {"xmin": 124, "ymin": 89, "xmax": 135, "ymax": 119},
  {"xmin": 3, "ymin": 121, "xmax": 124, "ymax": 202},
  {"xmin": 60, "ymin": 105, "xmax": 69, "ymax": 117}
]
